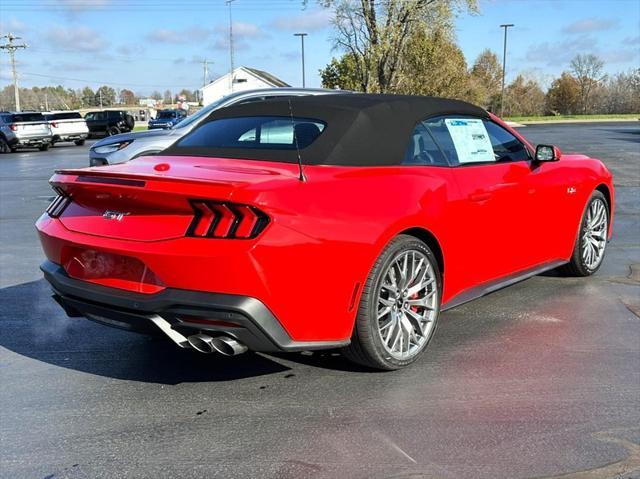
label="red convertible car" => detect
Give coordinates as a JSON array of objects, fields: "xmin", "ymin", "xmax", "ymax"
[{"xmin": 36, "ymin": 95, "xmax": 614, "ymax": 370}]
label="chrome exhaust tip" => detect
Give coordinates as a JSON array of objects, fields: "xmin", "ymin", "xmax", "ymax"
[
  {"xmin": 187, "ymin": 333, "xmax": 217, "ymax": 354},
  {"xmin": 186, "ymin": 334, "xmax": 248, "ymax": 356},
  {"xmin": 211, "ymin": 336, "xmax": 248, "ymax": 356}
]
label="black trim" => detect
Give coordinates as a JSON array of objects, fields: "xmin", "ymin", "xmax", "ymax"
[
  {"xmin": 75, "ymin": 176, "xmax": 146, "ymax": 187},
  {"xmin": 442, "ymin": 259, "xmax": 567, "ymax": 311},
  {"xmin": 41, "ymin": 261, "xmax": 349, "ymax": 352}
]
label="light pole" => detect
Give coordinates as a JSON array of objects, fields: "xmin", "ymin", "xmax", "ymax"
[
  {"xmin": 226, "ymin": 0, "xmax": 236, "ymax": 92},
  {"xmin": 499, "ymin": 24, "xmax": 514, "ymax": 118},
  {"xmin": 294, "ymin": 33, "xmax": 307, "ymax": 88}
]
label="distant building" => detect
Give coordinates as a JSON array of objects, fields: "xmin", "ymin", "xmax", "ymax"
[{"xmin": 201, "ymin": 66, "xmax": 290, "ymax": 105}]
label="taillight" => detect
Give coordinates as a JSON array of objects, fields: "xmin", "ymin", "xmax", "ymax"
[
  {"xmin": 9, "ymin": 124, "xmax": 17, "ymax": 131},
  {"xmin": 50, "ymin": 122, "xmax": 58, "ymax": 128},
  {"xmin": 186, "ymin": 201, "xmax": 269, "ymax": 239},
  {"xmin": 46, "ymin": 187, "xmax": 72, "ymax": 218}
]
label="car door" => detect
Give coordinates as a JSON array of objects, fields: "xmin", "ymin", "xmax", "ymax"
[{"xmin": 424, "ymin": 115, "xmax": 536, "ymax": 285}]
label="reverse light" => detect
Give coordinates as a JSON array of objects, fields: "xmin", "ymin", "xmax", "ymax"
[
  {"xmin": 93, "ymin": 140, "xmax": 133, "ymax": 154},
  {"xmin": 187, "ymin": 201, "xmax": 269, "ymax": 239}
]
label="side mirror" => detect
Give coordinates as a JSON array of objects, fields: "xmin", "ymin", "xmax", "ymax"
[{"xmin": 535, "ymin": 144, "xmax": 562, "ymax": 162}]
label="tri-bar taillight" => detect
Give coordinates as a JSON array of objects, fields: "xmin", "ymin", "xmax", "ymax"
[
  {"xmin": 186, "ymin": 201, "xmax": 269, "ymax": 239},
  {"xmin": 46, "ymin": 188, "xmax": 72, "ymax": 218}
]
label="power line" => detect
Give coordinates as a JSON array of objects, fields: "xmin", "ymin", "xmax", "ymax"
[
  {"xmin": 0, "ymin": 33, "xmax": 28, "ymax": 111},
  {"xmin": 19, "ymin": 71, "xmax": 198, "ymax": 89}
]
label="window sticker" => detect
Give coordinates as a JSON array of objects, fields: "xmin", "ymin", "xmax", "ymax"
[{"xmin": 444, "ymin": 118, "xmax": 495, "ymax": 164}]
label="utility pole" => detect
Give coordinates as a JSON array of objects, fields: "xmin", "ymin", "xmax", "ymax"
[
  {"xmin": 1, "ymin": 33, "xmax": 28, "ymax": 111},
  {"xmin": 499, "ymin": 24, "xmax": 514, "ymax": 118},
  {"xmin": 226, "ymin": 0, "xmax": 236, "ymax": 92},
  {"xmin": 294, "ymin": 33, "xmax": 307, "ymax": 88},
  {"xmin": 201, "ymin": 58, "xmax": 210, "ymax": 87},
  {"xmin": 99, "ymin": 89, "xmax": 103, "ymax": 109}
]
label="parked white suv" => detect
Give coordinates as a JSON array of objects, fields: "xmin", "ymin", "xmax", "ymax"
[
  {"xmin": 44, "ymin": 111, "xmax": 89, "ymax": 146},
  {"xmin": 0, "ymin": 112, "xmax": 52, "ymax": 152}
]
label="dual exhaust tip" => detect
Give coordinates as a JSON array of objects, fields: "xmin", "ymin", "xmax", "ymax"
[{"xmin": 186, "ymin": 333, "xmax": 248, "ymax": 356}]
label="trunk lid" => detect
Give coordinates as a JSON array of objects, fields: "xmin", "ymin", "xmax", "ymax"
[{"xmin": 50, "ymin": 155, "xmax": 297, "ymax": 242}]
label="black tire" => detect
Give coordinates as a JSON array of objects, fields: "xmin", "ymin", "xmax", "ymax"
[
  {"xmin": 558, "ymin": 190, "xmax": 609, "ymax": 277},
  {"xmin": 74, "ymin": 139, "xmax": 86, "ymax": 146},
  {"xmin": 124, "ymin": 114, "xmax": 135, "ymax": 130},
  {"xmin": 342, "ymin": 234, "xmax": 442, "ymax": 370},
  {"xmin": 107, "ymin": 126, "xmax": 120, "ymax": 136},
  {"xmin": 39, "ymin": 143, "xmax": 50, "ymax": 152},
  {"xmin": 0, "ymin": 136, "xmax": 10, "ymax": 154}
]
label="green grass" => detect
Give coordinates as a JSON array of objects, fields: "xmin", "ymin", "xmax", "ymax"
[
  {"xmin": 505, "ymin": 113, "xmax": 640, "ymax": 123},
  {"xmin": 133, "ymin": 126, "xmax": 147, "ymax": 131}
]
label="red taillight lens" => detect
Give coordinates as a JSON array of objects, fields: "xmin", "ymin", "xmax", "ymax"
[
  {"xmin": 50, "ymin": 122, "xmax": 58, "ymax": 128},
  {"xmin": 9, "ymin": 124, "xmax": 17, "ymax": 131},
  {"xmin": 187, "ymin": 201, "xmax": 269, "ymax": 239}
]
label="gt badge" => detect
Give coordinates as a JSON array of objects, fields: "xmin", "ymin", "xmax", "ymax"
[{"xmin": 103, "ymin": 210, "xmax": 129, "ymax": 221}]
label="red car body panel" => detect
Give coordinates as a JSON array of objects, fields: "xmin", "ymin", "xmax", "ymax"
[{"xmin": 36, "ymin": 109, "xmax": 614, "ymax": 345}]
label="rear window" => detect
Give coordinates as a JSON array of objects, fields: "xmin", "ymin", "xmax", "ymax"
[
  {"xmin": 45, "ymin": 112, "xmax": 82, "ymax": 121},
  {"xmin": 9, "ymin": 113, "xmax": 44, "ymax": 123},
  {"xmin": 176, "ymin": 116, "xmax": 326, "ymax": 150},
  {"xmin": 158, "ymin": 110, "xmax": 177, "ymax": 119}
]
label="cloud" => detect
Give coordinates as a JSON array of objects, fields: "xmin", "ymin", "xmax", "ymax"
[
  {"xmin": 214, "ymin": 22, "xmax": 266, "ymax": 38},
  {"xmin": 211, "ymin": 22, "xmax": 266, "ymax": 52},
  {"xmin": 57, "ymin": 0, "xmax": 110, "ymax": 12},
  {"xmin": 281, "ymin": 50, "xmax": 300, "ymax": 62},
  {"xmin": 116, "ymin": 44, "xmax": 146, "ymax": 56},
  {"xmin": 0, "ymin": 16, "xmax": 27, "ymax": 34},
  {"xmin": 600, "ymin": 49, "xmax": 639, "ymax": 64},
  {"xmin": 145, "ymin": 26, "xmax": 211, "ymax": 44},
  {"xmin": 58, "ymin": 62, "xmax": 100, "ymax": 71},
  {"xmin": 525, "ymin": 35, "xmax": 597, "ymax": 66},
  {"xmin": 562, "ymin": 18, "xmax": 619, "ymax": 34},
  {"xmin": 270, "ymin": 9, "xmax": 333, "ymax": 32},
  {"xmin": 43, "ymin": 25, "xmax": 107, "ymax": 52},
  {"xmin": 623, "ymin": 35, "xmax": 640, "ymax": 45}
]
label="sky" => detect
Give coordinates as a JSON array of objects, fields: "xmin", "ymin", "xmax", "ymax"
[{"xmin": 0, "ymin": 0, "xmax": 638, "ymax": 96}]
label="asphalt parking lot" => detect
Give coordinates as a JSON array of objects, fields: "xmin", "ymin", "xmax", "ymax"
[{"xmin": 1, "ymin": 122, "xmax": 638, "ymax": 479}]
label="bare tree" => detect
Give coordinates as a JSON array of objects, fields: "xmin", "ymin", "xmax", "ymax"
[
  {"xmin": 570, "ymin": 54, "xmax": 606, "ymax": 114},
  {"xmin": 326, "ymin": 0, "xmax": 477, "ymax": 92}
]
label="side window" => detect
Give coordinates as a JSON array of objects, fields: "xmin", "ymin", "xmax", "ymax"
[
  {"xmin": 422, "ymin": 117, "xmax": 459, "ymax": 165},
  {"xmin": 483, "ymin": 120, "xmax": 530, "ymax": 162},
  {"xmin": 402, "ymin": 123, "xmax": 448, "ymax": 166}
]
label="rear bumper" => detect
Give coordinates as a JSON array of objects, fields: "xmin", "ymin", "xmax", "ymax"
[
  {"xmin": 41, "ymin": 260, "xmax": 349, "ymax": 352},
  {"xmin": 11, "ymin": 135, "xmax": 52, "ymax": 147}
]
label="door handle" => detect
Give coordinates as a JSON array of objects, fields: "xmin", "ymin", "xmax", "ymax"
[{"xmin": 468, "ymin": 191, "xmax": 492, "ymax": 202}]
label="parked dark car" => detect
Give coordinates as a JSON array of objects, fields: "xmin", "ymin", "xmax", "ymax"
[
  {"xmin": 84, "ymin": 110, "xmax": 135, "ymax": 137},
  {"xmin": 148, "ymin": 109, "xmax": 187, "ymax": 130}
]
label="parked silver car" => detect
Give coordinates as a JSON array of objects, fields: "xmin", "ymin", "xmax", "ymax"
[
  {"xmin": 44, "ymin": 111, "xmax": 89, "ymax": 146},
  {"xmin": 0, "ymin": 111, "xmax": 53, "ymax": 153},
  {"xmin": 89, "ymin": 88, "xmax": 347, "ymax": 166}
]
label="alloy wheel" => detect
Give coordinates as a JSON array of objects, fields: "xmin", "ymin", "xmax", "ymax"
[
  {"xmin": 376, "ymin": 249, "xmax": 438, "ymax": 360},
  {"xmin": 582, "ymin": 198, "xmax": 608, "ymax": 270}
]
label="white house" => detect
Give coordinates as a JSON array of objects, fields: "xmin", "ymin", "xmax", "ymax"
[{"xmin": 201, "ymin": 66, "xmax": 290, "ymax": 105}]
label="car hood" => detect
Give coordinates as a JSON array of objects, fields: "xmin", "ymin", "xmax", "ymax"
[{"xmin": 92, "ymin": 128, "xmax": 177, "ymax": 148}]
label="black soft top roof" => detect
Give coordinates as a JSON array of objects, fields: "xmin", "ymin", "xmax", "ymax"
[{"xmin": 161, "ymin": 94, "xmax": 488, "ymax": 166}]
